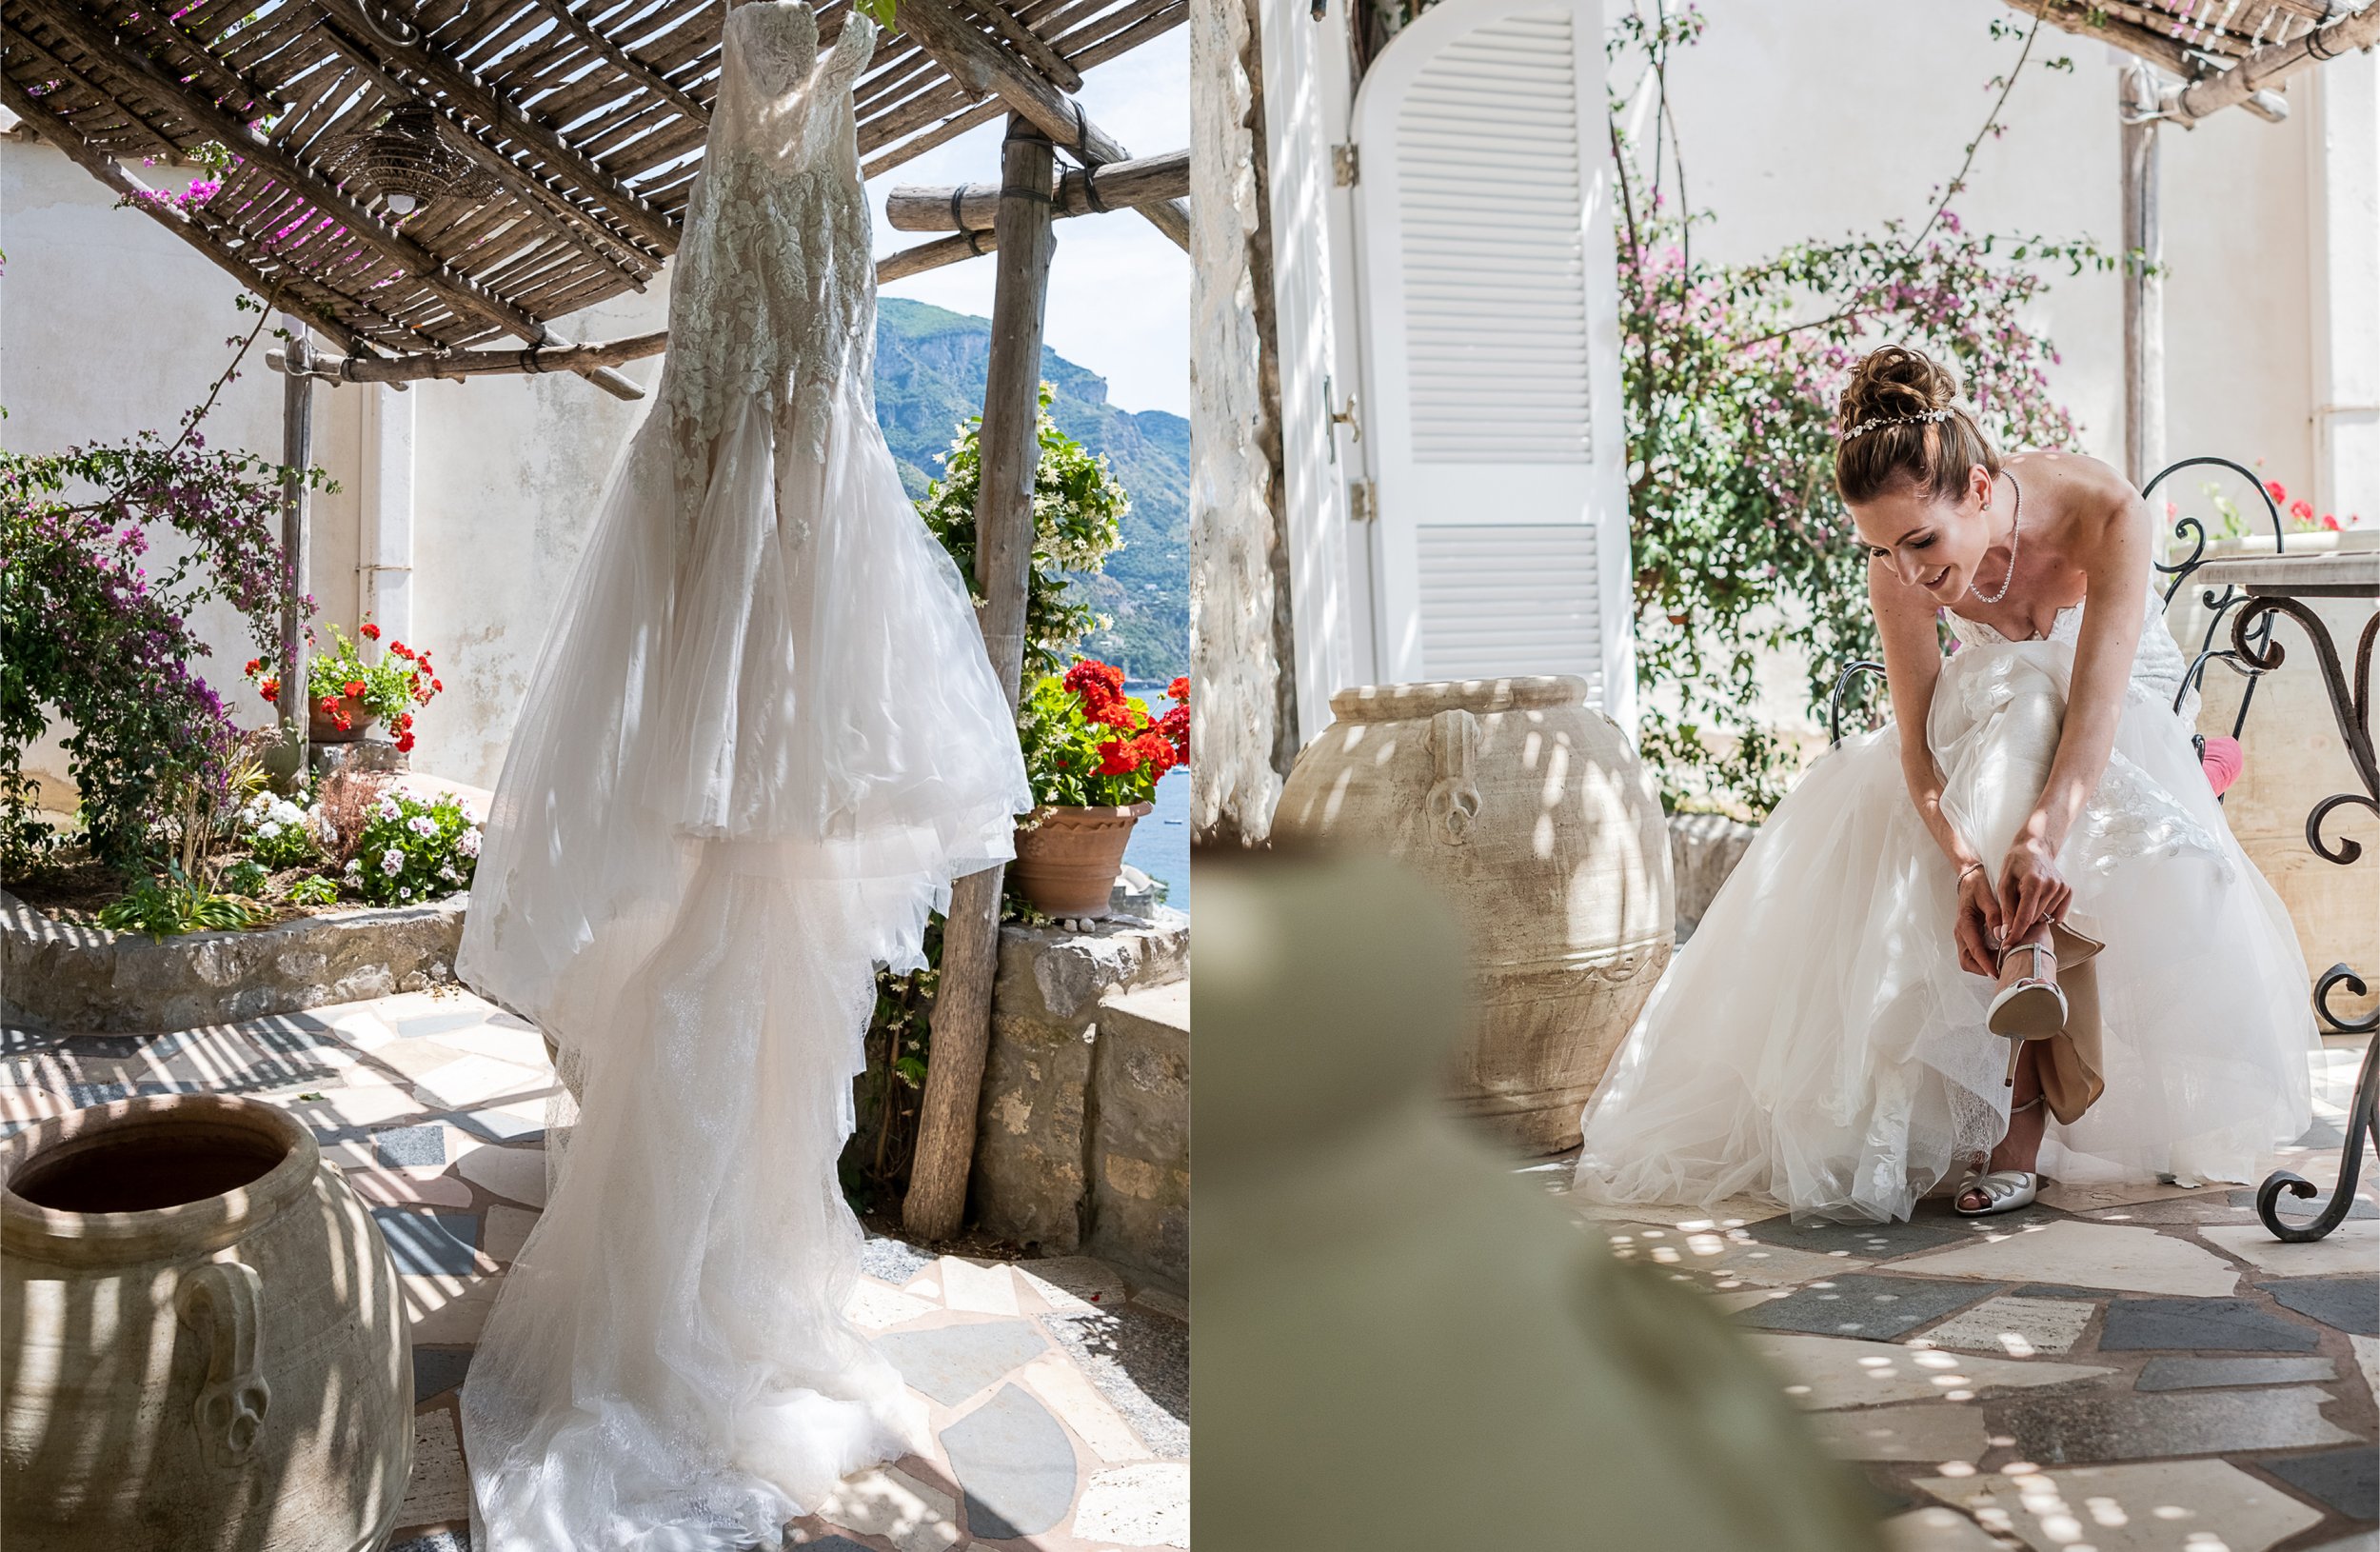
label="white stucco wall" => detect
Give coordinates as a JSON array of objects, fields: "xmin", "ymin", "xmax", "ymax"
[{"xmin": 2, "ymin": 130, "xmax": 667, "ymax": 799}]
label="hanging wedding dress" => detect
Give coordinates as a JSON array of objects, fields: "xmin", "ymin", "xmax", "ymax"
[
  {"xmin": 453, "ymin": 5, "xmax": 1031, "ymax": 1544},
  {"xmin": 1575, "ymin": 583, "xmax": 2316, "ymax": 1223}
]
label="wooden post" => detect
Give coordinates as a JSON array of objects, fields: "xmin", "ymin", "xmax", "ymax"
[
  {"xmin": 2120, "ymin": 63, "xmax": 2165, "ymax": 490},
  {"xmin": 903, "ymin": 116, "xmax": 1059, "ymax": 1242},
  {"xmin": 277, "ymin": 326, "xmax": 316, "ymax": 787}
]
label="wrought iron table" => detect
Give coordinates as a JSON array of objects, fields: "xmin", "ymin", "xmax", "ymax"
[{"xmin": 2189, "ymin": 548, "xmax": 2380, "ymax": 1242}]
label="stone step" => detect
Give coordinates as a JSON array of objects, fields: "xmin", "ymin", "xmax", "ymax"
[{"xmin": 1085, "ymin": 978, "xmax": 1188, "ymax": 1290}]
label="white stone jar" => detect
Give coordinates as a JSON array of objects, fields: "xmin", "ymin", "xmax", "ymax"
[
  {"xmin": 1273, "ymin": 676, "xmax": 1676, "ymax": 1154},
  {"xmin": 2, "ymin": 1094, "xmax": 414, "ymax": 1551}
]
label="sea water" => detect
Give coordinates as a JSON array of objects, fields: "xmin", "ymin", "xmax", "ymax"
[{"xmin": 1118, "ymin": 683, "xmax": 1188, "ymax": 910}]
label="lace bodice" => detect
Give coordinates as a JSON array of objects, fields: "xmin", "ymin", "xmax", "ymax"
[
  {"xmin": 661, "ymin": 1, "xmax": 879, "ymax": 500},
  {"xmin": 1945, "ymin": 586, "xmax": 2196, "ymax": 726}
]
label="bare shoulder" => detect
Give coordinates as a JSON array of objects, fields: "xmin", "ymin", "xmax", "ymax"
[{"xmin": 2009, "ymin": 448, "xmax": 2146, "ymax": 562}]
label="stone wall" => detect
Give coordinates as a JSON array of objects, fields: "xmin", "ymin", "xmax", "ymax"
[
  {"xmin": 1668, "ymin": 812, "xmax": 1758, "ymax": 941},
  {"xmin": 971, "ymin": 912, "xmax": 1191, "ymax": 1287},
  {"xmin": 3, "ymin": 892, "xmax": 465, "ymax": 1034}
]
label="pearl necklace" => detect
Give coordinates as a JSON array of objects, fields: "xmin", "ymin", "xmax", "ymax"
[{"xmin": 1969, "ymin": 471, "xmax": 2023, "ymax": 606}]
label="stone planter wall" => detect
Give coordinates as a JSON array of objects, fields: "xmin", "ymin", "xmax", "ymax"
[
  {"xmin": 2, "ymin": 891, "xmax": 466, "ymax": 1035},
  {"xmin": 970, "ymin": 910, "xmax": 1190, "ymax": 1288}
]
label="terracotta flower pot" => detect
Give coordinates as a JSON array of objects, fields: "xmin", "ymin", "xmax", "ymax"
[
  {"xmin": 1012, "ymin": 802, "xmax": 1153, "ymax": 917},
  {"xmin": 308, "ymin": 693, "xmax": 377, "ymax": 745},
  {"xmin": 2, "ymin": 1094, "xmax": 414, "ymax": 1551}
]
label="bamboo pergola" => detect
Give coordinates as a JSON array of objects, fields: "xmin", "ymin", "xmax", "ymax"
[
  {"xmin": 4, "ymin": 0, "xmax": 1190, "ymax": 1240},
  {"xmin": 1, "ymin": 0, "xmax": 1188, "ymax": 397}
]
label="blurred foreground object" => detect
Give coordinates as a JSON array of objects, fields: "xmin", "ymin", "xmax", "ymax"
[
  {"xmin": 1272, "ymin": 677, "xmax": 1675, "ymax": 1154},
  {"xmin": 1195, "ymin": 851, "xmax": 1886, "ymax": 1551}
]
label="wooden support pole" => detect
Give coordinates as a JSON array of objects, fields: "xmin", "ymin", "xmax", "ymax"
[
  {"xmin": 885, "ymin": 149, "xmax": 1191, "ymax": 231},
  {"xmin": 2121, "ymin": 63, "xmax": 2165, "ymax": 490},
  {"xmin": 903, "ymin": 114, "xmax": 1059, "ymax": 1244},
  {"xmin": 277, "ymin": 328, "xmax": 316, "ymax": 787}
]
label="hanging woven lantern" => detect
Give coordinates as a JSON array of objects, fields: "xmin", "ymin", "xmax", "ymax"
[{"xmin": 323, "ymin": 102, "xmax": 494, "ymax": 217}]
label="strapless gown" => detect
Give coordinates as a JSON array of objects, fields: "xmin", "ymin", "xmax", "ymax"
[
  {"xmin": 452, "ymin": 5, "xmax": 1032, "ymax": 1545},
  {"xmin": 1575, "ymin": 584, "xmax": 2316, "ymax": 1223}
]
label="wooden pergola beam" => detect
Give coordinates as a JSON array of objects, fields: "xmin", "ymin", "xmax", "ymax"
[
  {"xmin": 0, "ymin": 71, "xmax": 372, "ymax": 357},
  {"xmin": 268, "ymin": 328, "xmax": 667, "ymax": 387},
  {"xmin": 307, "ymin": 12, "xmax": 663, "ymax": 289},
  {"xmin": 0, "ymin": 20, "xmax": 186, "ymax": 163},
  {"xmin": 1999, "ymin": 0, "xmax": 2200, "ymax": 79},
  {"xmin": 894, "ymin": 0, "xmax": 1190, "ymax": 250},
  {"xmin": 885, "ymin": 147, "xmax": 1188, "ymax": 231},
  {"xmin": 2167, "ymin": 1, "xmax": 2380, "ymax": 125},
  {"xmin": 513, "ymin": 0, "xmax": 710, "ymax": 125},
  {"xmin": 20, "ymin": 0, "xmax": 544, "ymax": 337},
  {"xmin": 307, "ymin": 0, "xmax": 683, "ymax": 252}
]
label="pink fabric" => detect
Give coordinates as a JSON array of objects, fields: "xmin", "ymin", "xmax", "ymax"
[{"xmin": 2199, "ymin": 734, "xmax": 2244, "ymax": 797}]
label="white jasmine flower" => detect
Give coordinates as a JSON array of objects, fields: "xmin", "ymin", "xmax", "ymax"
[
  {"xmin": 379, "ymin": 849, "xmax": 404, "ymax": 876},
  {"xmin": 255, "ymin": 820, "xmax": 282, "ymax": 840},
  {"xmin": 269, "ymin": 799, "xmax": 303, "ymax": 826}
]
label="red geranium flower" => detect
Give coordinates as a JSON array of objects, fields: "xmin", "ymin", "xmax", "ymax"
[
  {"xmin": 360, "ymin": 622, "xmax": 381, "ymax": 641},
  {"xmin": 430, "ymin": 678, "xmax": 444, "ymax": 693},
  {"xmin": 396, "ymin": 731, "xmax": 416, "ymax": 753},
  {"xmin": 342, "ymin": 679, "xmax": 367, "ymax": 700},
  {"xmin": 2266, "ymin": 480, "xmax": 2288, "ymax": 504},
  {"xmin": 319, "ymin": 695, "xmax": 341, "ymax": 715},
  {"xmin": 389, "ymin": 642, "xmax": 414, "ymax": 660},
  {"xmin": 1167, "ymin": 676, "xmax": 1189, "ymax": 702},
  {"xmin": 2323, "ymin": 513, "xmax": 2341, "ymax": 532},
  {"xmin": 259, "ymin": 678, "xmax": 279, "ymax": 704},
  {"xmin": 1095, "ymin": 738, "xmax": 1142, "ymax": 776},
  {"xmin": 244, "ymin": 657, "xmax": 262, "ymax": 676},
  {"xmin": 2291, "ymin": 499, "xmax": 2314, "ymax": 522}
]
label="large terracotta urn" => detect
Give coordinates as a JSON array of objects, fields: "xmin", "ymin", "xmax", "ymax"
[
  {"xmin": 2, "ymin": 1095, "xmax": 414, "ymax": 1551},
  {"xmin": 1273, "ymin": 676, "xmax": 1675, "ymax": 1154}
]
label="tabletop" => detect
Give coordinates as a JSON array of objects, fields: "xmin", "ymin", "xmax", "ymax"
[{"xmin": 2187, "ymin": 549, "xmax": 2380, "ymax": 599}]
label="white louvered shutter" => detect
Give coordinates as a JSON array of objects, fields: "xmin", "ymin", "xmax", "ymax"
[{"xmin": 1349, "ymin": 0, "xmax": 1635, "ymax": 725}]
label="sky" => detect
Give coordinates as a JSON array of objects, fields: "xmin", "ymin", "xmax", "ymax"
[{"xmin": 863, "ymin": 30, "xmax": 1191, "ymax": 420}]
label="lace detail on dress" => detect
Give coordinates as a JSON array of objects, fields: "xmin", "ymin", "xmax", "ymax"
[
  {"xmin": 661, "ymin": 4, "xmax": 879, "ymax": 514},
  {"xmin": 2073, "ymin": 747, "xmax": 2233, "ymax": 879}
]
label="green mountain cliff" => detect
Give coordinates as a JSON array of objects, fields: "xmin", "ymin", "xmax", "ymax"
[{"xmin": 873, "ymin": 297, "xmax": 1187, "ymax": 682}]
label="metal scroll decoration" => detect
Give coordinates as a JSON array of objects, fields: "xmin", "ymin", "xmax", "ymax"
[
  {"xmin": 2144, "ymin": 456, "xmax": 2287, "ymax": 732},
  {"xmin": 355, "ymin": 0, "xmax": 453, "ymax": 48}
]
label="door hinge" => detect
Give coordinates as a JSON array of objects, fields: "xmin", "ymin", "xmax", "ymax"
[
  {"xmin": 1348, "ymin": 479, "xmax": 1377, "ymax": 523},
  {"xmin": 1331, "ymin": 144, "xmax": 1359, "ymax": 187}
]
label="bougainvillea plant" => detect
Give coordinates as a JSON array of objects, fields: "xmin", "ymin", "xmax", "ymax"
[
  {"xmin": 918, "ymin": 384, "xmax": 1129, "ymax": 684},
  {"xmin": 1608, "ymin": 6, "xmax": 2110, "ymax": 815},
  {"xmin": 0, "ymin": 289, "xmax": 327, "ymax": 874},
  {"xmin": 245, "ymin": 618, "xmax": 441, "ymax": 751},
  {"xmin": 342, "ymin": 787, "xmax": 480, "ymax": 906},
  {"xmin": 1019, "ymin": 661, "xmax": 1187, "ymax": 809}
]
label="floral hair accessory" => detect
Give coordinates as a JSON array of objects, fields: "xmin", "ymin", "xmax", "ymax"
[{"xmin": 1839, "ymin": 407, "xmax": 1954, "ymax": 443}]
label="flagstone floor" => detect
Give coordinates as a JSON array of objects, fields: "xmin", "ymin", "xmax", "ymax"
[
  {"xmin": 1, "ymin": 987, "xmax": 1189, "ymax": 1552},
  {"xmin": 1547, "ymin": 1029, "xmax": 2378, "ymax": 1552}
]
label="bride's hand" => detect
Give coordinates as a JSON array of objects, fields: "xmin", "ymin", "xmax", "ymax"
[
  {"xmin": 1999, "ymin": 836, "xmax": 2072, "ymax": 945},
  {"xmin": 1954, "ymin": 865, "xmax": 2002, "ymax": 978}
]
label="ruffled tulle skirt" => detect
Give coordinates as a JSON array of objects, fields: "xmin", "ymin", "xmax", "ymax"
[
  {"xmin": 454, "ymin": 374, "xmax": 1029, "ymax": 1548},
  {"xmin": 1575, "ymin": 636, "xmax": 2317, "ymax": 1224}
]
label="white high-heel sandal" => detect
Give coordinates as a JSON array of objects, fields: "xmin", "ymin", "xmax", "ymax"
[{"xmin": 1955, "ymin": 1096, "xmax": 2046, "ymax": 1217}]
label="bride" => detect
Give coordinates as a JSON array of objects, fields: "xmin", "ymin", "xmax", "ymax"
[
  {"xmin": 1576, "ymin": 345, "xmax": 2316, "ymax": 1223},
  {"xmin": 452, "ymin": 3, "xmax": 1031, "ymax": 1545}
]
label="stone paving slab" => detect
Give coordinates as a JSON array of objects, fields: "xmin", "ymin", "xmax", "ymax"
[
  {"xmin": 1889, "ymin": 1220, "xmax": 2242, "ymax": 1297},
  {"xmin": 2260, "ymin": 1275, "xmax": 2380, "ymax": 1337},
  {"xmin": 2200, "ymin": 1219, "xmax": 2380, "ymax": 1277},
  {"xmin": 2264, "ymin": 1446, "xmax": 2380, "ymax": 1522},
  {"xmin": 1913, "ymin": 1460, "xmax": 2325, "ymax": 1552},
  {"xmin": 1916, "ymin": 1295, "xmax": 2096, "ymax": 1357},
  {"xmin": 1992, "ymin": 1385, "xmax": 2359, "ymax": 1464},
  {"xmin": 2097, "ymin": 1296, "xmax": 2325, "ymax": 1353},
  {"xmin": 1745, "ymin": 1333, "xmax": 2116, "ymax": 1410},
  {"xmin": 1737, "ymin": 1274, "xmax": 2003, "ymax": 1341},
  {"xmin": 2134, "ymin": 1355, "xmax": 2339, "ymax": 1390}
]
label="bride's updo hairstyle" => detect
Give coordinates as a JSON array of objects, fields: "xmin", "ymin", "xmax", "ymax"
[{"xmin": 1835, "ymin": 344, "xmax": 2001, "ymax": 507}]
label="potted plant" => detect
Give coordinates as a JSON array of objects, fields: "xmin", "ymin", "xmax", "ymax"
[
  {"xmin": 1011, "ymin": 661, "xmax": 1186, "ymax": 917},
  {"xmin": 245, "ymin": 619, "xmax": 442, "ymax": 748}
]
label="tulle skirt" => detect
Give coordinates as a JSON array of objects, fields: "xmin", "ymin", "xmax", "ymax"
[
  {"xmin": 1575, "ymin": 636, "xmax": 2317, "ymax": 1224},
  {"xmin": 454, "ymin": 374, "xmax": 1030, "ymax": 1548}
]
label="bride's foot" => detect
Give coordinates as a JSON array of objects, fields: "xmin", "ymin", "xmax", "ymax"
[{"xmin": 1956, "ymin": 1094, "xmax": 2047, "ymax": 1214}]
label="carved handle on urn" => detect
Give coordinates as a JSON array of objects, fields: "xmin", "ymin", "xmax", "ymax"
[
  {"xmin": 178, "ymin": 1260, "xmax": 271, "ymax": 1468},
  {"xmin": 1425, "ymin": 707, "xmax": 1482, "ymax": 846}
]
